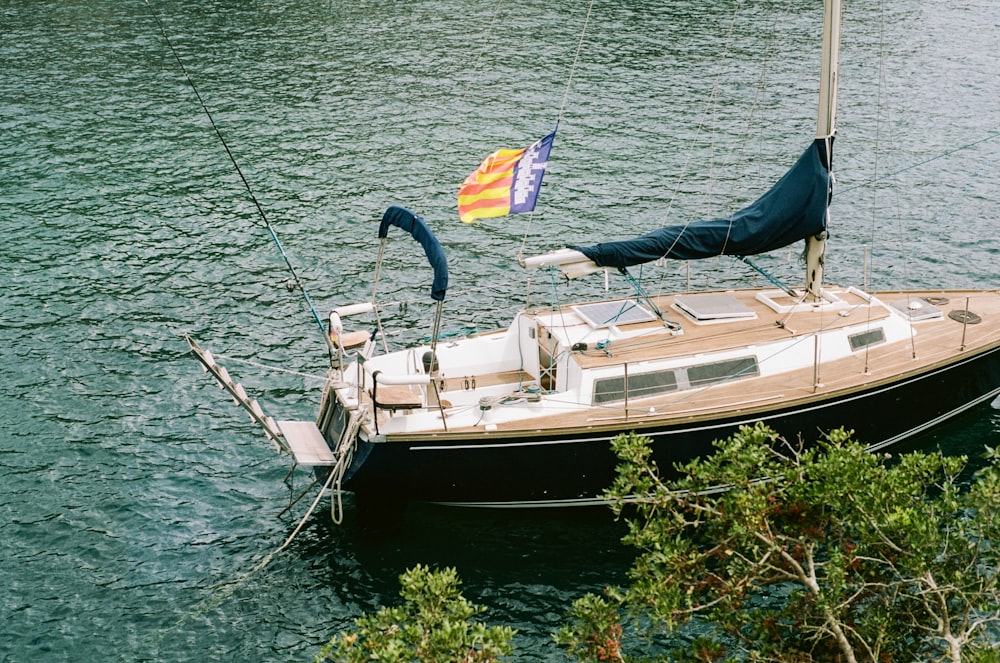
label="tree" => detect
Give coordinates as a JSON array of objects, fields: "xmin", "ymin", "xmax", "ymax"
[
  {"xmin": 315, "ymin": 564, "xmax": 516, "ymax": 663},
  {"xmin": 557, "ymin": 424, "xmax": 1000, "ymax": 662}
]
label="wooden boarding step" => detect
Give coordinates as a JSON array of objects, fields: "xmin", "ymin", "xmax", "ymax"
[{"xmin": 277, "ymin": 420, "xmax": 336, "ymax": 466}]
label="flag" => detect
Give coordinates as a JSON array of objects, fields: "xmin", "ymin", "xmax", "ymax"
[{"xmin": 457, "ymin": 131, "xmax": 555, "ymax": 224}]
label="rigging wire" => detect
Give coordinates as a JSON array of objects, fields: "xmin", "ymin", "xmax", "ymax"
[
  {"xmin": 463, "ymin": 0, "xmax": 507, "ymax": 106},
  {"xmin": 212, "ymin": 353, "xmax": 328, "ymax": 383},
  {"xmin": 837, "ymin": 131, "xmax": 1000, "ymax": 197},
  {"xmin": 862, "ymin": 0, "xmax": 891, "ymax": 368},
  {"xmin": 865, "ymin": 147, "xmax": 999, "ymax": 292},
  {"xmin": 553, "ymin": 0, "xmax": 596, "ymax": 131},
  {"xmin": 854, "ymin": 0, "xmax": 997, "ymax": 364},
  {"xmin": 146, "ymin": 1, "xmax": 333, "ymax": 365},
  {"xmin": 648, "ymin": 0, "xmax": 774, "ymax": 297},
  {"xmin": 518, "ymin": 0, "xmax": 596, "ymax": 260}
]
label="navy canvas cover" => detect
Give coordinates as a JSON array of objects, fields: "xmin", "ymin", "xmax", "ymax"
[
  {"xmin": 378, "ymin": 206, "xmax": 449, "ymax": 301},
  {"xmin": 569, "ymin": 139, "xmax": 831, "ymax": 268}
]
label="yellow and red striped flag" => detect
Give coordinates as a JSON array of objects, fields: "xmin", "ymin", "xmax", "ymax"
[{"xmin": 457, "ymin": 132, "xmax": 555, "ymax": 224}]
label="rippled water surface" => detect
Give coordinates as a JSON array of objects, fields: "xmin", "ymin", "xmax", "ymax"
[{"xmin": 2, "ymin": 0, "xmax": 998, "ymax": 660}]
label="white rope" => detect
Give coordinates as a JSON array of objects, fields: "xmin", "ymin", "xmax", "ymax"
[
  {"xmin": 213, "ymin": 353, "xmax": 328, "ymax": 382},
  {"xmin": 191, "ymin": 465, "xmax": 339, "ymax": 624},
  {"xmin": 328, "ymin": 410, "xmax": 363, "ymax": 524},
  {"xmin": 191, "ymin": 410, "xmax": 365, "ymax": 630},
  {"xmin": 229, "ymin": 465, "xmax": 339, "ymax": 586}
]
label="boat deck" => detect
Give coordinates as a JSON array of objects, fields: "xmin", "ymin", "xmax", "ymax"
[
  {"xmin": 558, "ymin": 287, "xmax": 885, "ymax": 369},
  {"xmin": 367, "ymin": 288, "xmax": 1000, "ymax": 439}
]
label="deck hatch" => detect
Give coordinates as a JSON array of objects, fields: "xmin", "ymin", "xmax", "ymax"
[
  {"xmin": 888, "ymin": 298, "xmax": 943, "ymax": 321},
  {"xmin": 674, "ymin": 294, "xmax": 757, "ymax": 322},
  {"xmin": 573, "ymin": 300, "xmax": 657, "ymax": 328}
]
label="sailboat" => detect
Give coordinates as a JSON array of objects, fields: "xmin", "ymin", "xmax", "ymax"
[{"xmin": 188, "ymin": 0, "xmax": 1000, "ymax": 510}]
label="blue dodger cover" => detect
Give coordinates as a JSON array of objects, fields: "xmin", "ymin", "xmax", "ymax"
[{"xmin": 379, "ymin": 206, "xmax": 449, "ymax": 301}]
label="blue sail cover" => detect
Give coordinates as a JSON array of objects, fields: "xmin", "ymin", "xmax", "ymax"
[
  {"xmin": 378, "ymin": 206, "xmax": 449, "ymax": 301},
  {"xmin": 569, "ymin": 139, "xmax": 831, "ymax": 268}
]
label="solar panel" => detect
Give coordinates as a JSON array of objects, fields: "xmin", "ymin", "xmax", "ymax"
[{"xmin": 573, "ymin": 300, "xmax": 657, "ymax": 328}]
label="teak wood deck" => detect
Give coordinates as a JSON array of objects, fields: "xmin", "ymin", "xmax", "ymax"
[{"xmin": 565, "ymin": 288, "xmax": 884, "ymax": 369}]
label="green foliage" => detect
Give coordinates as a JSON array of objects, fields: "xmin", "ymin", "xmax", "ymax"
[
  {"xmin": 560, "ymin": 424, "xmax": 1000, "ymax": 662},
  {"xmin": 555, "ymin": 588, "xmax": 626, "ymax": 662},
  {"xmin": 316, "ymin": 564, "xmax": 516, "ymax": 662}
]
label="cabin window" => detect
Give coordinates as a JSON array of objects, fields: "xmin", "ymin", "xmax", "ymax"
[
  {"xmin": 593, "ymin": 370, "xmax": 678, "ymax": 404},
  {"xmin": 849, "ymin": 328, "xmax": 885, "ymax": 351},
  {"xmin": 686, "ymin": 357, "xmax": 759, "ymax": 388},
  {"xmin": 591, "ymin": 356, "xmax": 759, "ymax": 405}
]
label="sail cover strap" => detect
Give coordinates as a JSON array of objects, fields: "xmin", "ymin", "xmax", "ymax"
[
  {"xmin": 569, "ymin": 139, "xmax": 831, "ymax": 268},
  {"xmin": 378, "ymin": 206, "xmax": 449, "ymax": 301}
]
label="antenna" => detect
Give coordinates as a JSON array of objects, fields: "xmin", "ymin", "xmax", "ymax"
[{"xmin": 147, "ymin": 1, "xmax": 335, "ymax": 364}]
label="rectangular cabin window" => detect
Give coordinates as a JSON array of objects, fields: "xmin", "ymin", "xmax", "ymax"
[
  {"xmin": 849, "ymin": 328, "xmax": 886, "ymax": 351},
  {"xmin": 686, "ymin": 357, "xmax": 759, "ymax": 388},
  {"xmin": 593, "ymin": 370, "xmax": 678, "ymax": 404}
]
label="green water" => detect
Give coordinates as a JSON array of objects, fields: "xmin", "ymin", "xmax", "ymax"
[{"xmin": 2, "ymin": 0, "xmax": 998, "ymax": 660}]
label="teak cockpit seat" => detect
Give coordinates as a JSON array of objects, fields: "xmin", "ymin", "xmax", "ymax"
[{"xmin": 370, "ymin": 370, "xmax": 424, "ymax": 413}]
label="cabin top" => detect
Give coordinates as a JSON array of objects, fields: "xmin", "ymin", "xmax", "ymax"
[{"xmin": 526, "ymin": 286, "xmax": 890, "ymax": 370}]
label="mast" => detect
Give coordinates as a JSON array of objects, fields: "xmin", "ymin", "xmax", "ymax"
[{"xmin": 804, "ymin": 0, "xmax": 842, "ymax": 301}]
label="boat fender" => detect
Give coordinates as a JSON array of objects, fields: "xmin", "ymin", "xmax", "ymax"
[
  {"xmin": 422, "ymin": 350, "xmax": 438, "ymax": 373},
  {"xmin": 333, "ymin": 302, "xmax": 377, "ymax": 317},
  {"xmin": 329, "ymin": 311, "xmax": 343, "ymax": 337},
  {"xmin": 371, "ymin": 371, "xmax": 431, "ymax": 386}
]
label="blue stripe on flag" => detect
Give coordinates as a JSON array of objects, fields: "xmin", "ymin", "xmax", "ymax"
[{"xmin": 508, "ymin": 132, "xmax": 555, "ymax": 215}]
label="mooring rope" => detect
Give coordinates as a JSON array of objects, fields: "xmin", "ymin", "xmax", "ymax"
[
  {"xmin": 212, "ymin": 352, "xmax": 328, "ymax": 383},
  {"xmin": 151, "ymin": 410, "xmax": 363, "ymax": 654},
  {"xmin": 145, "ymin": 458, "xmax": 340, "ymax": 654}
]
